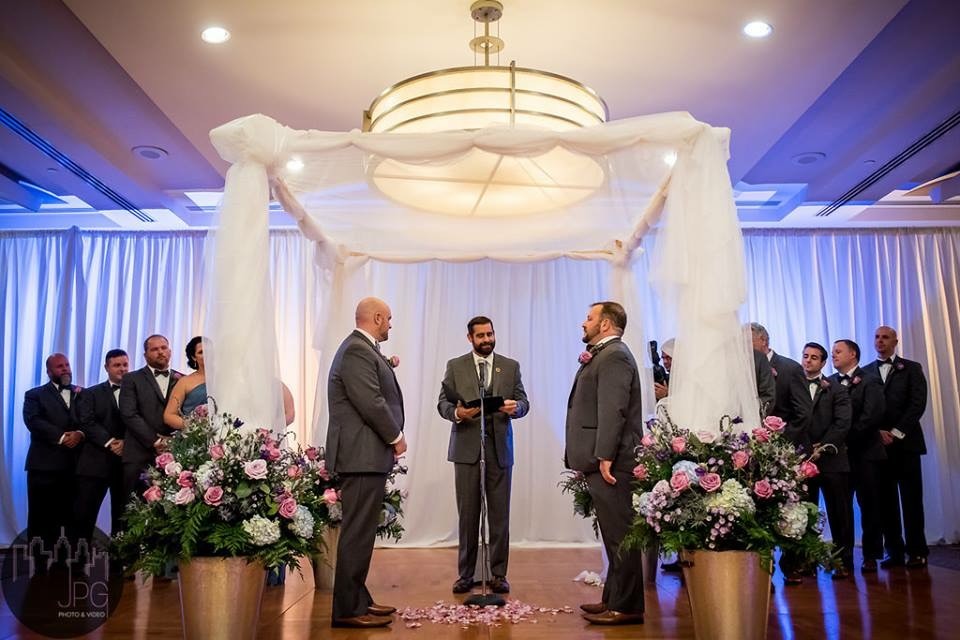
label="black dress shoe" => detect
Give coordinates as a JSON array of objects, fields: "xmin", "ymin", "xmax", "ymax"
[
  {"xmin": 580, "ymin": 602, "xmax": 607, "ymax": 614},
  {"xmin": 661, "ymin": 560, "xmax": 682, "ymax": 573},
  {"xmin": 784, "ymin": 572, "xmax": 803, "ymax": 585},
  {"xmin": 861, "ymin": 559, "xmax": 878, "ymax": 573},
  {"xmin": 880, "ymin": 556, "xmax": 905, "ymax": 569},
  {"xmin": 582, "ymin": 610, "xmax": 644, "ymax": 625},
  {"xmin": 832, "ymin": 567, "xmax": 850, "ymax": 580},
  {"xmin": 489, "ymin": 576, "xmax": 510, "ymax": 594},
  {"xmin": 367, "ymin": 603, "xmax": 397, "ymax": 616},
  {"xmin": 332, "ymin": 614, "xmax": 393, "ymax": 628},
  {"xmin": 452, "ymin": 577, "xmax": 474, "ymax": 594},
  {"xmin": 906, "ymin": 556, "xmax": 928, "ymax": 568}
]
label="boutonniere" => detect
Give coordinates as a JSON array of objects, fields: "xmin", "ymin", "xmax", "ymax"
[
  {"xmin": 851, "ymin": 376, "xmax": 862, "ymax": 385},
  {"xmin": 172, "ymin": 373, "xmax": 183, "ymax": 380},
  {"xmin": 770, "ymin": 366, "xmax": 778, "ymax": 377},
  {"xmin": 896, "ymin": 362, "xmax": 905, "ymax": 370},
  {"xmin": 820, "ymin": 378, "xmax": 830, "ymax": 389},
  {"xmin": 578, "ymin": 351, "xmax": 593, "ymax": 365},
  {"xmin": 387, "ymin": 355, "xmax": 400, "ymax": 368}
]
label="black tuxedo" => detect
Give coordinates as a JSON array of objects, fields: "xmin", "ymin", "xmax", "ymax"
[
  {"xmin": 22, "ymin": 381, "xmax": 81, "ymax": 547},
  {"xmin": 768, "ymin": 351, "xmax": 803, "ymax": 421},
  {"xmin": 787, "ymin": 375, "xmax": 854, "ymax": 567},
  {"xmin": 862, "ymin": 355, "xmax": 929, "ymax": 559},
  {"xmin": 75, "ymin": 381, "xmax": 127, "ymax": 538},
  {"xmin": 829, "ymin": 368, "xmax": 886, "ymax": 561},
  {"xmin": 438, "ymin": 352, "xmax": 529, "ymax": 582},
  {"xmin": 118, "ymin": 366, "xmax": 179, "ymax": 499}
]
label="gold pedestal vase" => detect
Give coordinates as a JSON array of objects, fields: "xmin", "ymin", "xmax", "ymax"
[
  {"xmin": 681, "ymin": 549, "xmax": 772, "ymax": 640},
  {"xmin": 177, "ymin": 557, "xmax": 266, "ymax": 640},
  {"xmin": 310, "ymin": 526, "xmax": 340, "ymax": 590}
]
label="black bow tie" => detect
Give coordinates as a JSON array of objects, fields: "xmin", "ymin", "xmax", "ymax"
[
  {"xmin": 838, "ymin": 374, "xmax": 849, "ymax": 381},
  {"xmin": 878, "ymin": 358, "xmax": 893, "ymax": 365},
  {"xmin": 154, "ymin": 369, "xmax": 170, "ymax": 377},
  {"xmin": 110, "ymin": 383, "xmax": 121, "ymax": 391},
  {"xmin": 57, "ymin": 385, "xmax": 71, "ymax": 393},
  {"xmin": 807, "ymin": 378, "xmax": 821, "ymax": 385}
]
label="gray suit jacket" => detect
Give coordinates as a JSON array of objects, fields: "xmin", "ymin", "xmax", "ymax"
[
  {"xmin": 437, "ymin": 352, "xmax": 529, "ymax": 468},
  {"xmin": 565, "ymin": 338, "xmax": 644, "ymax": 474},
  {"xmin": 119, "ymin": 366, "xmax": 179, "ymax": 467},
  {"xmin": 326, "ymin": 330, "xmax": 404, "ymax": 474}
]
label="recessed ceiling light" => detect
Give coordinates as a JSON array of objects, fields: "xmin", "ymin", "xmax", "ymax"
[
  {"xmin": 201, "ymin": 26, "xmax": 230, "ymax": 44},
  {"xmin": 132, "ymin": 145, "xmax": 169, "ymax": 160},
  {"xmin": 286, "ymin": 158, "xmax": 304, "ymax": 173},
  {"xmin": 743, "ymin": 21, "xmax": 773, "ymax": 38},
  {"xmin": 791, "ymin": 152, "xmax": 826, "ymax": 166},
  {"xmin": 863, "ymin": 159, "xmax": 877, "ymax": 165},
  {"xmin": 663, "ymin": 151, "xmax": 678, "ymax": 167}
]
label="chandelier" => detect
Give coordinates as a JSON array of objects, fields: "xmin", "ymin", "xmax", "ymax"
[{"xmin": 362, "ymin": 1, "xmax": 608, "ymax": 217}]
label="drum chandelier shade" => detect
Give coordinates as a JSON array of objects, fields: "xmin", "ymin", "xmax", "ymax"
[{"xmin": 361, "ymin": 0, "xmax": 609, "ymax": 217}]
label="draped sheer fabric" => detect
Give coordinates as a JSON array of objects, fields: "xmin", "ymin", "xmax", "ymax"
[{"xmin": 0, "ymin": 228, "xmax": 958, "ymax": 546}]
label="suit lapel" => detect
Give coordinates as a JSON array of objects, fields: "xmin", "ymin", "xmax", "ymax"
[
  {"xmin": 46, "ymin": 382, "xmax": 69, "ymax": 411},
  {"xmin": 143, "ymin": 367, "xmax": 165, "ymax": 404}
]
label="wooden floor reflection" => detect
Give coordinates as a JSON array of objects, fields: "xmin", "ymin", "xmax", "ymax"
[{"xmin": 2, "ymin": 547, "xmax": 958, "ymax": 639}]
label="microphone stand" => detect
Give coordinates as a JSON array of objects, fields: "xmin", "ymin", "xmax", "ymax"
[{"xmin": 463, "ymin": 365, "xmax": 506, "ymax": 608}]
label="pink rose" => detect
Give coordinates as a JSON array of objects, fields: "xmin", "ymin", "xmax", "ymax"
[
  {"xmin": 172, "ymin": 372, "xmax": 183, "ymax": 380},
  {"xmin": 699, "ymin": 472, "xmax": 722, "ymax": 492},
  {"xmin": 762, "ymin": 416, "xmax": 786, "ymax": 432},
  {"xmin": 164, "ymin": 461, "xmax": 183, "ymax": 477},
  {"xmin": 770, "ymin": 366, "xmax": 778, "ymax": 377},
  {"xmin": 578, "ymin": 351, "xmax": 593, "ymax": 365},
  {"xmin": 244, "ymin": 459, "xmax": 268, "ymax": 480},
  {"xmin": 264, "ymin": 445, "xmax": 282, "ymax": 461},
  {"xmin": 173, "ymin": 487, "xmax": 195, "ymax": 505},
  {"xmin": 632, "ymin": 464, "xmax": 648, "ymax": 480},
  {"xmin": 177, "ymin": 470, "xmax": 194, "ymax": 488},
  {"xmin": 670, "ymin": 436, "xmax": 686, "ymax": 454},
  {"xmin": 896, "ymin": 362, "xmax": 904, "ymax": 370},
  {"xmin": 641, "ymin": 433, "xmax": 655, "ymax": 448},
  {"xmin": 286, "ymin": 465, "xmax": 302, "ymax": 478},
  {"xmin": 852, "ymin": 376, "xmax": 862, "ymax": 385},
  {"xmin": 799, "ymin": 460, "xmax": 820, "ymax": 479},
  {"xmin": 695, "ymin": 430, "xmax": 717, "ymax": 444},
  {"xmin": 753, "ymin": 479, "xmax": 773, "ymax": 499},
  {"xmin": 143, "ymin": 485, "xmax": 163, "ymax": 502},
  {"xmin": 751, "ymin": 427, "xmax": 770, "ymax": 443},
  {"xmin": 305, "ymin": 447, "xmax": 319, "ymax": 461},
  {"xmin": 670, "ymin": 471, "xmax": 690, "ymax": 493},
  {"xmin": 278, "ymin": 498, "xmax": 298, "ymax": 519},
  {"xmin": 204, "ymin": 486, "xmax": 224, "ymax": 506},
  {"xmin": 731, "ymin": 450, "xmax": 750, "ymax": 470},
  {"xmin": 388, "ymin": 355, "xmax": 400, "ymax": 368},
  {"xmin": 155, "ymin": 452, "xmax": 174, "ymax": 468},
  {"xmin": 192, "ymin": 403, "xmax": 209, "ymax": 418},
  {"xmin": 209, "ymin": 443, "xmax": 225, "ymax": 460},
  {"xmin": 323, "ymin": 488, "xmax": 339, "ymax": 505}
]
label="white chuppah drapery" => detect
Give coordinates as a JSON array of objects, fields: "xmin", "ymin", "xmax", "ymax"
[{"xmin": 204, "ymin": 111, "xmax": 759, "ymax": 443}]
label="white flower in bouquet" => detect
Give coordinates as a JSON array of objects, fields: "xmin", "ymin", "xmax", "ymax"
[
  {"xmin": 327, "ymin": 502, "xmax": 343, "ymax": 522},
  {"xmin": 776, "ymin": 501, "xmax": 809, "ymax": 539},
  {"xmin": 195, "ymin": 461, "xmax": 221, "ymax": 489},
  {"xmin": 242, "ymin": 515, "xmax": 281, "ymax": 546},
  {"xmin": 289, "ymin": 505, "xmax": 315, "ymax": 539},
  {"xmin": 704, "ymin": 479, "xmax": 756, "ymax": 516},
  {"xmin": 671, "ymin": 460, "xmax": 700, "ymax": 482}
]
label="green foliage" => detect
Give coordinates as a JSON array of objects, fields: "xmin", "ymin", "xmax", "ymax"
[{"xmin": 558, "ymin": 469, "xmax": 599, "ymax": 537}]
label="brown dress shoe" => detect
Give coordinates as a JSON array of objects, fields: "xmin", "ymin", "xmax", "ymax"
[
  {"xmin": 580, "ymin": 602, "xmax": 607, "ymax": 614},
  {"xmin": 367, "ymin": 603, "xmax": 397, "ymax": 616},
  {"xmin": 582, "ymin": 610, "xmax": 644, "ymax": 625},
  {"xmin": 332, "ymin": 614, "xmax": 393, "ymax": 628},
  {"xmin": 452, "ymin": 577, "xmax": 474, "ymax": 593}
]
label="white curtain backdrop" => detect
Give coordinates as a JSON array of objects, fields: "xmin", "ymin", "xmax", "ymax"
[{"xmin": 1, "ymin": 227, "xmax": 957, "ymax": 546}]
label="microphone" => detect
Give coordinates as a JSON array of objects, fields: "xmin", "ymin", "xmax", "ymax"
[{"xmin": 478, "ymin": 361, "xmax": 487, "ymax": 397}]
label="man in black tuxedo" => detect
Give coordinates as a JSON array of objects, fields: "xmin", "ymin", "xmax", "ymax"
[
  {"xmin": 565, "ymin": 301, "xmax": 644, "ymax": 626},
  {"xmin": 828, "ymin": 339, "xmax": 886, "ymax": 573},
  {"xmin": 119, "ymin": 335, "xmax": 179, "ymax": 500},
  {"xmin": 22, "ymin": 353, "xmax": 84, "ymax": 549},
  {"xmin": 438, "ymin": 315, "xmax": 529, "ymax": 594},
  {"xmin": 327, "ymin": 298, "xmax": 407, "ymax": 628},
  {"xmin": 862, "ymin": 325, "xmax": 929, "ymax": 568},
  {"xmin": 75, "ymin": 349, "xmax": 129, "ymax": 541},
  {"xmin": 751, "ymin": 322, "xmax": 803, "ymax": 420},
  {"xmin": 784, "ymin": 342, "xmax": 853, "ymax": 580}
]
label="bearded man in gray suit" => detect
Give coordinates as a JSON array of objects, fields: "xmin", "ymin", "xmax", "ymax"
[
  {"xmin": 565, "ymin": 301, "xmax": 645, "ymax": 626},
  {"xmin": 327, "ymin": 297, "xmax": 407, "ymax": 628},
  {"xmin": 438, "ymin": 316, "xmax": 529, "ymax": 595}
]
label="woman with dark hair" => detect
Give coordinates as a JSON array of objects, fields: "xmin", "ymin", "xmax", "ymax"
[{"xmin": 163, "ymin": 336, "xmax": 207, "ymax": 430}]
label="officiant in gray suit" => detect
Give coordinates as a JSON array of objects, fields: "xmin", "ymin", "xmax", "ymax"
[
  {"xmin": 437, "ymin": 316, "xmax": 529, "ymax": 595},
  {"xmin": 327, "ymin": 297, "xmax": 407, "ymax": 628},
  {"xmin": 565, "ymin": 301, "xmax": 645, "ymax": 625}
]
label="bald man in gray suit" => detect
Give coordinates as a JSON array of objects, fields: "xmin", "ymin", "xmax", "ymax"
[
  {"xmin": 438, "ymin": 315, "xmax": 529, "ymax": 595},
  {"xmin": 566, "ymin": 301, "xmax": 645, "ymax": 626},
  {"xmin": 327, "ymin": 297, "xmax": 407, "ymax": 628}
]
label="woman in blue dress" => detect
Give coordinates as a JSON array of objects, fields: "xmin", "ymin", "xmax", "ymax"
[{"xmin": 163, "ymin": 336, "xmax": 207, "ymax": 430}]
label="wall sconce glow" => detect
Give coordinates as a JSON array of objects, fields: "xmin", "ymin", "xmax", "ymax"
[
  {"xmin": 664, "ymin": 151, "xmax": 678, "ymax": 167},
  {"xmin": 201, "ymin": 26, "xmax": 231, "ymax": 44},
  {"xmin": 286, "ymin": 158, "xmax": 305, "ymax": 173},
  {"xmin": 743, "ymin": 21, "xmax": 773, "ymax": 38}
]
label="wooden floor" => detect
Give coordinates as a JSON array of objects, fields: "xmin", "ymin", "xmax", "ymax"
[{"xmin": 3, "ymin": 547, "xmax": 959, "ymax": 639}]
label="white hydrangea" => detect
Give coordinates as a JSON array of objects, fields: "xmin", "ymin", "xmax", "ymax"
[
  {"xmin": 242, "ymin": 515, "xmax": 281, "ymax": 546},
  {"xmin": 194, "ymin": 461, "xmax": 221, "ymax": 489},
  {"xmin": 777, "ymin": 501, "xmax": 809, "ymax": 539},
  {"xmin": 327, "ymin": 502, "xmax": 343, "ymax": 522},
  {"xmin": 704, "ymin": 479, "xmax": 756, "ymax": 516},
  {"xmin": 289, "ymin": 505, "xmax": 315, "ymax": 539}
]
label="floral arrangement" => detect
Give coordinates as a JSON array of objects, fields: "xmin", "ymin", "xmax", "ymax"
[
  {"xmin": 558, "ymin": 469, "xmax": 598, "ymax": 537},
  {"xmin": 115, "ymin": 406, "xmax": 329, "ymax": 575},
  {"xmin": 623, "ymin": 413, "xmax": 836, "ymax": 569}
]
